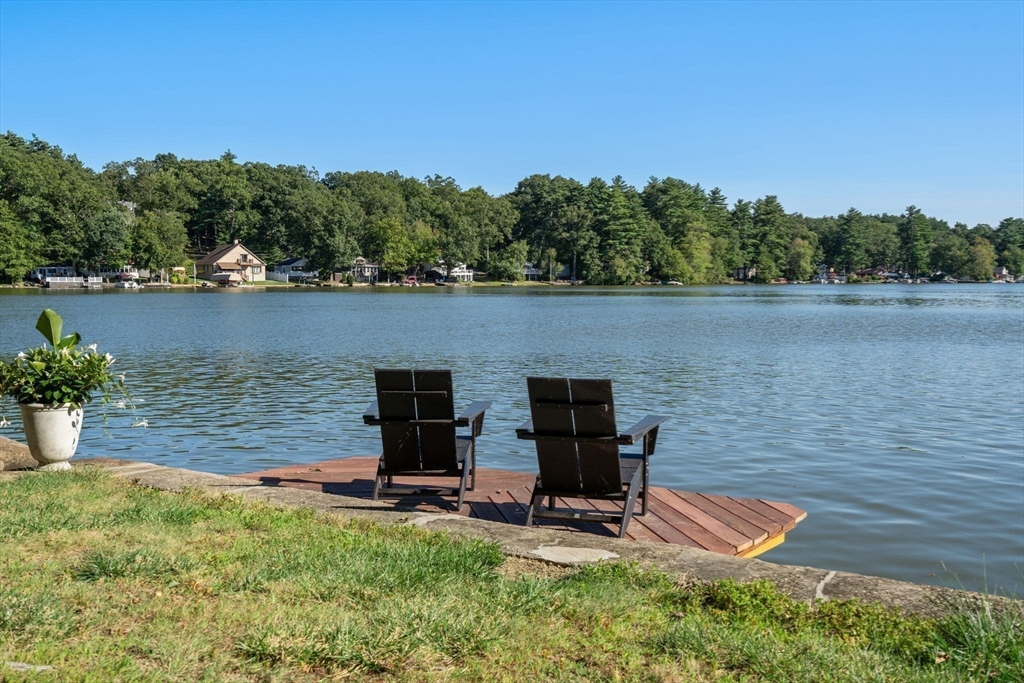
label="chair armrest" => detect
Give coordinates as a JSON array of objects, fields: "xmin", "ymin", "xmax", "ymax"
[
  {"xmin": 456, "ymin": 400, "xmax": 492, "ymax": 436},
  {"xmin": 456, "ymin": 400, "xmax": 491, "ymax": 425},
  {"xmin": 515, "ymin": 419, "xmax": 535, "ymax": 439},
  {"xmin": 362, "ymin": 400, "xmax": 379, "ymax": 425},
  {"xmin": 618, "ymin": 415, "xmax": 668, "ymax": 445}
]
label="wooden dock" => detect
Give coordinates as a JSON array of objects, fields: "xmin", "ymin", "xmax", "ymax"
[{"xmin": 241, "ymin": 457, "xmax": 806, "ymax": 558}]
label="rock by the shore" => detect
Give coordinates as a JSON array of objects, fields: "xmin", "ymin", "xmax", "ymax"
[{"xmin": 0, "ymin": 436, "xmax": 36, "ymax": 471}]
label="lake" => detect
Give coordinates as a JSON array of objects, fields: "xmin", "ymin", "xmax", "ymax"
[{"xmin": 1, "ymin": 284, "xmax": 1022, "ymax": 594}]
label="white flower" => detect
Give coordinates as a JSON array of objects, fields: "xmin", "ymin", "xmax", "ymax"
[
  {"xmin": 116, "ymin": 374, "xmax": 126, "ymax": 382},
  {"xmin": 0, "ymin": 418, "xmax": 9, "ymax": 428},
  {"xmin": 132, "ymin": 419, "xmax": 148, "ymax": 428},
  {"xmin": 87, "ymin": 344, "xmax": 98, "ymax": 352},
  {"xmin": 115, "ymin": 400, "xmax": 126, "ymax": 409},
  {"xmin": 16, "ymin": 352, "xmax": 26, "ymax": 360},
  {"xmin": 104, "ymin": 353, "xmax": 114, "ymax": 364}
]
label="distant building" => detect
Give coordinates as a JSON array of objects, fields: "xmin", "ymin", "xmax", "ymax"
[
  {"xmin": 423, "ymin": 261, "xmax": 473, "ymax": 282},
  {"xmin": 29, "ymin": 265, "xmax": 76, "ymax": 284},
  {"xmin": 524, "ymin": 262, "xmax": 543, "ymax": 281},
  {"xmin": 447, "ymin": 263, "xmax": 474, "ymax": 282},
  {"xmin": 854, "ymin": 267, "xmax": 887, "ymax": 278},
  {"xmin": 269, "ymin": 257, "xmax": 319, "ymax": 282},
  {"xmin": 97, "ymin": 264, "xmax": 139, "ymax": 281},
  {"xmin": 195, "ymin": 240, "xmax": 266, "ymax": 282},
  {"xmin": 993, "ymin": 266, "xmax": 1015, "ymax": 282},
  {"xmin": 732, "ymin": 266, "xmax": 756, "ymax": 281},
  {"xmin": 350, "ymin": 257, "xmax": 380, "ymax": 283}
]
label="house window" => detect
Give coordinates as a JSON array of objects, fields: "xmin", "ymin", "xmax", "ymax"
[
  {"xmin": 240, "ymin": 254, "xmax": 248, "ymax": 263},
  {"xmin": 252, "ymin": 266, "xmax": 262, "ymax": 274}
]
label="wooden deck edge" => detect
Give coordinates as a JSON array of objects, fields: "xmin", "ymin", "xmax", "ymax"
[
  {"xmin": 737, "ymin": 532, "xmax": 786, "ymax": 558},
  {"xmin": 237, "ymin": 458, "xmax": 808, "ymax": 558}
]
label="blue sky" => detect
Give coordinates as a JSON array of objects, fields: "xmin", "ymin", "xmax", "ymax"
[{"xmin": 1, "ymin": 0, "xmax": 1021, "ymax": 226}]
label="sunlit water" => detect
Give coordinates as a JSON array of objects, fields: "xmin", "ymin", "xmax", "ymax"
[{"xmin": 1, "ymin": 284, "xmax": 1022, "ymax": 593}]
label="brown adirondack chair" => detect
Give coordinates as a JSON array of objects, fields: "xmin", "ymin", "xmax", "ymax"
[
  {"xmin": 362, "ymin": 369, "xmax": 491, "ymax": 511},
  {"xmin": 515, "ymin": 377, "xmax": 668, "ymax": 538}
]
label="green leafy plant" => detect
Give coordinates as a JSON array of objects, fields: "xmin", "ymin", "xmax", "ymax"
[{"xmin": 0, "ymin": 309, "xmax": 134, "ymax": 425}]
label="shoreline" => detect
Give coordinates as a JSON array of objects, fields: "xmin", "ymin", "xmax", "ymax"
[{"xmin": 2, "ymin": 280, "xmax": 1018, "ymax": 291}]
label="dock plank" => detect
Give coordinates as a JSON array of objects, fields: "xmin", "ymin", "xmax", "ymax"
[
  {"xmin": 697, "ymin": 493, "xmax": 782, "ymax": 536},
  {"xmin": 673, "ymin": 492, "xmax": 770, "ymax": 545},
  {"xmin": 240, "ymin": 457, "xmax": 805, "ymax": 557},
  {"xmin": 487, "ymin": 490, "xmax": 529, "ymax": 526},
  {"xmin": 470, "ymin": 499, "xmax": 507, "ymax": 524},
  {"xmin": 646, "ymin": 489, "xmax": 736, "ymax": 554},
  {"xmin": 732, "ymin": 498, "xmax": 796, "ymax": 527},
  {"xmin": 762, "ymin": 500, "xmax": 809, "ymax": 524},
  {"xmin": 660, "ymin": 490, "xmax": 753, "ymax": 552}
]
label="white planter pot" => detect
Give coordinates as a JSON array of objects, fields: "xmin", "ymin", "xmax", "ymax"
[{"xmin": 18, "ymin": 403, "xmax": 83, "ymax": 471}]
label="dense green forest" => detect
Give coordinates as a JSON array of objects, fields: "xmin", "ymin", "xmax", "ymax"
[{"xmin": 1, "ymin": 132, "xmax": 1022, "ymax": 284}]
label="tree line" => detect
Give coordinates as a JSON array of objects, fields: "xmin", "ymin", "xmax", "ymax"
[{"xmin": 1, "ymin": 132, "xmax": 1022, "ymax": 284}]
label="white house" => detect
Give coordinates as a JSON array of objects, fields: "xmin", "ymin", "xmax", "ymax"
[
  {"xmin": 195, "ymin": 240, "xmax": 266, "ymax": 283},
  {"xmin": 29, "ymin": 265, "xmax": 76, "ymax": 284},
  {"xmin": 993, "ymin": 266, "xmax": 1015, "ymax": 282},
  {"xmin": 269, "ymin": 257, "xmax": 319, "ymax": 282},
  {"xmin": 351, "ymin": 257, "xmax": 381, "ymax": 283},
  {"xmin": 524, "ymin": 262, "xmax": 543, "ymax": 281},
  {"xmin": 448, "ymin": 263, "xmax": 473, "ymax": 282},
  {"xmin": 428, "ymin": 261, "xmax": 473, "ymax": 282},
  {"xmin": 97, "ymin": 264, "xmax": 140, "ymax": 281}
]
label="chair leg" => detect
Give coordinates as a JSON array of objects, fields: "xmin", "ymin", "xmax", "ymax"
[
  {"xmin": 456, "ymin": 460, "xmax": 471, "ymax": 512},
  {"xmin": 548, "ymin": 495, "xmax": 555, "ymax": 511},
  {"xmin": 619, "ymin": 493, "xmax": 638, "ymax": 538},
  {"xmin": 524, "ymin": 483, "xmax": 542, "ymax": 527},
  {"xmin": 469, "ymin": 442, "xmax": 476, "ymax": 492},
  {"xmin": 372, "ymin": 473, "xmax": 382, "ymax": 501},
  {"xmin": 641, "ymin": 457, "xmax": 650, "ymax": 516},
  {"xmin": 619, "ymin": 469, "xmax": 644, "ymax": 538}
]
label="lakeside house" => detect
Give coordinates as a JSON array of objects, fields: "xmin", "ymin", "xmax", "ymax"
[
  {"xmin": 29, "ymin": 265, "xmax": 76, "ymax": 284},
  {"xmin": 423, "ymin": 261, "xmax": 474, "ymax": 283},
  {"xmin": 269, "ymin": 257, "xmax": 319, "ymax": 282},
  {"xmin": 349, "ymin": 257, "xmax": 381, "ymax": 283},
  {"xmin": 96, "ymin": 264, "xmax": 140, "ymax": 282},
  {"xmin": 732, "ymin": 266, "xmax": 757, "ymax": 281},
  {"xmin": 993, "ymin": 266, "xmax": 1015, "ymax": 282},
  {"xmin": 195, "ymin": 240, "xmax": 266, "ymax": 283},
  {"xmin": 524, "ymin": 262, "xmax": 543, "ymax": 281},
  {"xmin": 854, "ymin": 267, "xmax": 888, "ymax": 278},
  {"xmin": 447, "ymin": 263, "xmax": 474, "ymax": 282}
]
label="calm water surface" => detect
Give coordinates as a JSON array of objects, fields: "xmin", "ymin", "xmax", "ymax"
[{"xmin": 1, "ymin": 285, "xmax": 1022, "ymax": 593}]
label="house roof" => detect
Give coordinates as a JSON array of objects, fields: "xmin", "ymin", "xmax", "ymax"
[
  {"xmin": 196, "ymin": 241, "xmax": 265, "ymax": 266},
  {"xmin": 277, "ymin": 257, "xmax": 306, "ymax": 267},
  {"xmin": 216, "ymin": 262, "xmax": 242, "ymax": 270}
]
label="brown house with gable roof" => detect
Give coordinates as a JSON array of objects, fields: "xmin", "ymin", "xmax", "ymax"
[{"xmin": 195, "ymin": 240, "xmax": 266, "ymax": 283}]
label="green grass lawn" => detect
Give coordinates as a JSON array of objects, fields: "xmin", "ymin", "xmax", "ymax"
[{"xmin": 1, "ymin": 469, "xmax": 1019, "ymax": 682}]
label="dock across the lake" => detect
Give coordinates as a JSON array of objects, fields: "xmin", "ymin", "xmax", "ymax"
[{"xmin": 241, "ymin": 457, "xmax": 806, "ymax": 558}]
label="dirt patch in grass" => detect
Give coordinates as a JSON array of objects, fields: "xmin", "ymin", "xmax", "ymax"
[{"xmin": 496, "ymin": 555, "xmax": 574, "ymax": 580}]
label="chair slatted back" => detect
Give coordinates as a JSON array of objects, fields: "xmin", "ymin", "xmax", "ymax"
[
  {"xmin": 375, "ymin": 369, "xmax": 457, "ymax": 471},
  {"xmin": 526, "ymin": 377, "xmax": 622, "ymax": 494}
]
